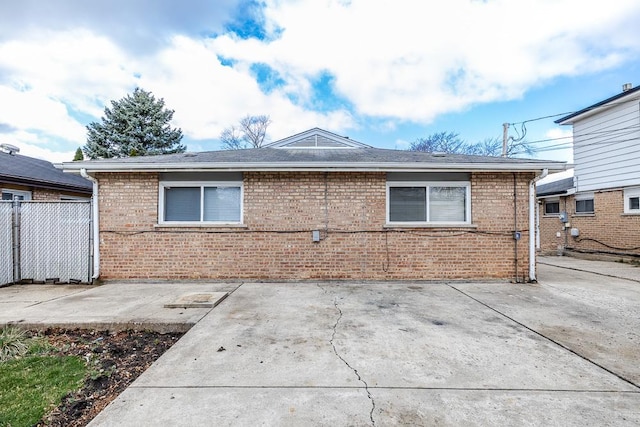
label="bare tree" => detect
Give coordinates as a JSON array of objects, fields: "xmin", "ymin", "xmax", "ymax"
[
  {"xmin": 464, "ymin": 137, "xmax": 502, "ymax": 156},
  {"xmin": 409, "ymin": 133, "xmax": 533, "ymax": 157},
  {"xmin": 409, "ymin": 132, "xmax": 467, "ymax": 153},
  {"xmin": 220, "ymin": 115, "xmax": 271, "ymax": 150},
  {"xmin": 219, "ymin": 125, "xmax": 244, "ymax": 150}
]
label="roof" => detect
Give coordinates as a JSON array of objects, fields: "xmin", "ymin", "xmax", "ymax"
[
  {"xmin": 63, "ymin": 128, "xmax": 566, "ymax": 174},
  {"xmin": 536, "ymin": 177, "xmax": 575, "ymax": 197},
  {"xmin": 555, "ymin": 85, "xmax": 640, "ymax": 125},
  {"xmin": 0, "ymin": 151, "xmax": 93, "ymax": 193}
]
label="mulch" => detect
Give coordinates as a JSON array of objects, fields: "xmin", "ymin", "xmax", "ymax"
[{"xmin": 32, "ymin": 328, "xmax": 183, "ymax": 427}]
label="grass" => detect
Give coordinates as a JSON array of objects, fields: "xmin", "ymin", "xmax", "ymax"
[{"xmin": 0, "ymin": 327, "xmax": 87, "ymax": 427}]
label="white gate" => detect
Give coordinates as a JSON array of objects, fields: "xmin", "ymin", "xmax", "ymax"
[{"xmin": 0, "ymin": 200, "xmax": 92, "ymax": 285}]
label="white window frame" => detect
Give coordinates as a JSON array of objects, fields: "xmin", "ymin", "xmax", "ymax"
[
  {"xmin": 1, "ymin": 189, "xmax": 32, "ymax": 201},
  {"xmin": 543, "ymin": 198, "xmax": 560, "ymax": 216},
  {"xmin": 386, "ymin": 181, "xmax": 471, "ymax": 226},
  {"xmin": 574, "ymin": 192, "xmax": 594, "ymax": 214},
  {"xmin": 158, "ymin": 181, "xmax": 244, "ymax": 225},
  {"xmin": 624, "ymin": 187, "xmax": 640, "ymax": 214}
]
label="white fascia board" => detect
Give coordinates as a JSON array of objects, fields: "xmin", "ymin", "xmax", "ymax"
[
  {"xmin": 557, "ymin": 91, "xmax": 640, "ymax": 125},
  {"xmin": 63, "ymin": 161, "xmax": 566, "ymax": 174}
]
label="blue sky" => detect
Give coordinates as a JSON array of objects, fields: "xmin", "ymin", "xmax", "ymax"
[{"xmin": 0, "ymin": 0, "xmax": 639, "ymax": 163}]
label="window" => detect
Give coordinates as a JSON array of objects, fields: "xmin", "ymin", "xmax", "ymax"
[
  {"xmin": 387, "ymin": 181, "xmax": 470, "ymax": 224},
  {"xmin": 624, "ymin": 187, "xmax": 640, "ymax": 214},
  {"xmin": 575, "ymin": 193, "xmax": 594, "ymax": 214},
  {"xmin": 544, "ymin": 199, "xmax": 560, "ymax": 215},
  {"xmin": 1, "ymin": 189, "xmax": 31, "ymax": 201},
  {"xmin": 159, "ymin": 181, "xmax": 243, "ymax": 224}
]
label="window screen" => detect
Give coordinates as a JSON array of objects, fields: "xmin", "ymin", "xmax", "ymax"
[
  {"xmin": 429, "ymin": 187, "xmax": 466, "ymax": 222},
  {"xmin": 575, "ymin": 198, "xmax": 594, "ymax": 214},
  {"xmin": 164, "ymin": 187, "xmax": 200, "ymax": 221},
  {"xmin": 203, "ymin": 187, "xmax": 241, "ymax": 222},
  {"xmin": 389, "ymin": 187, "xmax": 426, "ymax": 222},
  {"xmin": 162, "ymin": 183, "xmax": 242, "ymax": 223},
  {"xmin": 387, "ymin": 182, "xmax": 469, "ymax": 224},
  {"xmin": 544, "ymin": 201, "xmax": 560, "ymax": 215}
]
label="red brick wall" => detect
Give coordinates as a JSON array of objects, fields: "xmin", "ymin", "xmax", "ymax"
[
  {"xmin": 97, "ymin": 171, "xmax": 534, "ymax": 280},
  {"xmin": 539, "ymin": 189, "xmax": 640, "ymax": 256}
]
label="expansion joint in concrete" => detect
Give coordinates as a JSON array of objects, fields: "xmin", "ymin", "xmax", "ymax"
[{"xmin": 447, "ymin": 283, "xmax": 640, "ymax": 391}]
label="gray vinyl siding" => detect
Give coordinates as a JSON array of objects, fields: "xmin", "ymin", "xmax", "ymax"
[{"xmin": 573, "ymin": 100, "xmax": 640, "ymax": 192}]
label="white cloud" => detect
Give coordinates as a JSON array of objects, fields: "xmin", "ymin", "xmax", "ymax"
[
  {"xmin": 0, "ymin": 29, "xmax": 134, "ymax": 117},
  {"xmin": 0, "ymin": 86, "xmax": 86, "ymax": 142},
  {"xmin": 0, "ymin": 0, "xmax": 638, "ymax": 160},
  {"xmin": 1, "ymin": 132, "xmax": 77, "ymax": 163},
  {"xmin": 135, "ymin": 35, "xmax": 355, "ymax": 142},
  {"xmin": 535, "ymin": 127, "xmax": 574, "ymax": 163},
  {"xmin": 0, "ymin": 0, "xmax": 239, "ymax": 54},
  {"xmin": 394, "ymin": 139, "xmax": 410, "ymax": 150},
  {"xmin": 213, "ymin": 0, "xmax": 640, "ymax": 121}
]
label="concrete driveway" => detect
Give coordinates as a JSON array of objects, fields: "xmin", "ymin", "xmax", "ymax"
[{"xmin": 88, "ymin": 258, "xmax": 640, "ymax": 426}]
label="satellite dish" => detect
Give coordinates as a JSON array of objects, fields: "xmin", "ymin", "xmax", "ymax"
[{"xmin": 0, "ymin": 143, "xmax": 20, "ymax": 154}]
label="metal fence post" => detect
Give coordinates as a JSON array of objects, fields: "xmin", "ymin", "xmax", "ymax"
[
  {"xmin": 12, "ymin": 197, "xmax": 20, "ymax": 283},
  {"xmin": 88, "ymin": 199, "xmax": 94, "ymax": 283}
]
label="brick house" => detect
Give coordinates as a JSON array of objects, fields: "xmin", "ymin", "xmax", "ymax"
[
  {"xmin": 0, "ymin": 145, "xmax": 92, "ymax": 200},
  {"xmin": 538, "ymin": 84, "xmax": 640, "ymax": 257},
  {"xmin": 63, "ymin": 128, "xmax": 563, "ymax": 281}
]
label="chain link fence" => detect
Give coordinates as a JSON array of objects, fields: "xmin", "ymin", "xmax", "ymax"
[
  {"xmin": 0, "ymin": 202, "xmax": 13, "ymax": 285},
  {"xmin": 0, "ymin": 200, "xmax": 92, "ymax": 286}
]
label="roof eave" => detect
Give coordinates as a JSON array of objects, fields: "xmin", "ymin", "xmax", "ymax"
[
  {"xmin": 64, "ymin": 161, "xmax": 566, "ymax": 174},
  {"xmin": 0, "ymin": 175, "xmax": 92, "ymax": 193},
  {"xmin": 555, "ymin": 86, "xmax": 640, "ymax": 125}
]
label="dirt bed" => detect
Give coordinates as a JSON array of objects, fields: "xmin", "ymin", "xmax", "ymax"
[{"xmin": 33, "ymin": 328, "xmax": 183, "ymax": 427}]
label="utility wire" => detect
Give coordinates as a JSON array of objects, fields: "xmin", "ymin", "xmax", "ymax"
[{"xmin": 508, "ymin": 95, "xmax": 640, "ymax": 126}]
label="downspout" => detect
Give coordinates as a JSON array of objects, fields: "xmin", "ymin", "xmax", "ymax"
[
  {"xmin": 81, "ymin": 169, "xmax": 100, "ymax": 281},
  {"xmin": 529, "ymin": 168, "xmax": 548, "ymax": 282},
  {"xmin": 513, "ymin": 173, "xmax": 518, "ymax": 282}
]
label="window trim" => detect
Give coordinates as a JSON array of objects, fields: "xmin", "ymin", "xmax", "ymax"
[
  {"xmin": 158, "ymin": 180, "xmax": 244, "ymax": 225},
  {"xmin": 574, "ymin": 192, "xmax": 594, "ymax": 214},
  {"xmin": 385, "ymin": 181, "xmax": 471, "ymax": 226},
  {"xmin": 624, "ymin": 187, "xmax": 640, "ymax": 214},
  {"xmin": 1, "ymin": 189, "xmax": 32, "ymax": 201},
  {"xmin": 543, "ymin": 198, "xmax": 560, "ymax": 216}
]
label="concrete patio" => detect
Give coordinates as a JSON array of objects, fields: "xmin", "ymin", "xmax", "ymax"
[
  {"xmin": 88, "ymin": 258, "xmax": 640, "ymax": 426},
  {"xmin": 1, "ymin": 257, "xmax": 639, "ymax": 425}
]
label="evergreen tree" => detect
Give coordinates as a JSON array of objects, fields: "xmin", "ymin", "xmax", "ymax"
[
  {"xmin": 83, "ymin": 88, "xmax": 185, "ymax": 159},
  {"xmin": 73, "ymin": 147, "xmax": 84, "ymax": 161}
]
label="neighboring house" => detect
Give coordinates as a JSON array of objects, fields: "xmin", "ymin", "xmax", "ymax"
[
  {"xmin": 538, "ymin": 84, "xmax": 640, "ymax": 257},
  {"xmin": 536, "ymin": 170, "xmax": 575, "ymax": 255},
  {"xmin": 63, "ymin": 128, "xmax": 563, "ymax": 282},
  {"xmin": 0, "ymin": 146, "xmax": 93, "ymax": 200}
]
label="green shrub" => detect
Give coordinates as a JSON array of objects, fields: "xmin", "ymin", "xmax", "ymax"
[{"xmin": 0, "ymin": 326, "xmax": 29, "ymax": 362}]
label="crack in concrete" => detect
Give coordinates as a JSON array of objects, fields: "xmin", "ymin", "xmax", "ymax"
[{"xmin": 317, "ymin": 284, "xmax": 376, "ymax": 426}]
